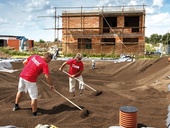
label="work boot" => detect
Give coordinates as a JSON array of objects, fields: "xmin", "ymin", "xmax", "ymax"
[
  {"xmin": 79, "ymin": 93, "xmax": 83, "ymax": 96},
  {"xmin": 12, "ymin": 104, "xmax": 21, "ymax": 111},
  {"xmin": 32, "ymin": 112, "xmax": 37, "ymax": 117},
  {"xmin": 79, "ymin": 89, "xmax": 83, "ymax": 96}
]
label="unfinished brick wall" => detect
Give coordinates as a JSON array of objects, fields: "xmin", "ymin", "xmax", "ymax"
[{"xmin": 62, "ymin": 11, "xmax": 145, "ymax": 56}]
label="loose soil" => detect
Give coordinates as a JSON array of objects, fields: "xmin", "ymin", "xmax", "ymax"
[{"xmin": 0, "ymin": 57, "xmax": 170, "ymax": 128}]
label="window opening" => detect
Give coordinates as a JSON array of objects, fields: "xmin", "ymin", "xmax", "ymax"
[{"xmin": 78, "ymin": 38, "xmax": 92, "ymax": 49}]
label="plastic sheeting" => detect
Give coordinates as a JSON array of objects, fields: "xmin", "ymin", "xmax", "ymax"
[{"xmin": 0, "ymin": 59, "xmax": 23, "ymax": 73}]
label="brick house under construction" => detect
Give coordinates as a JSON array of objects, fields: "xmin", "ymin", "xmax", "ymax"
[{"xmin": 61, "ymin": 5, "xmax": 146, "ymax": 57}]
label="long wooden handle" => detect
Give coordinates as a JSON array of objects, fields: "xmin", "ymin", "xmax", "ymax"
[
  {"xmin": 38, "ymin": 78, "xmax": 83, "ymax": 110},
  {"xmin": 62, "ymin": 70, "xmax": 97, "ymax": 92}
]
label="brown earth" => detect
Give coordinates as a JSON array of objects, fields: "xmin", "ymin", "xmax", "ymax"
[{"xmin": 0, "ymin": 57, "xmax": 170, "ymax": 128}]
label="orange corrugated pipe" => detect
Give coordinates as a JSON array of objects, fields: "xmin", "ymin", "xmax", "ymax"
[{"xmin": 119, "ymin": 106, "xmax": 138, "ymax": 128}]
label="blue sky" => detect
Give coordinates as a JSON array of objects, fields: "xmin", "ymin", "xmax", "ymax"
[{"xmin": 0, "ymin": 0, "xmax": 170, "ymax": 41}]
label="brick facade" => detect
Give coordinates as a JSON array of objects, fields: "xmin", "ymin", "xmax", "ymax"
[{"xmin": 61, "ymin": 7, "xmax": 145, "ymax": 57}]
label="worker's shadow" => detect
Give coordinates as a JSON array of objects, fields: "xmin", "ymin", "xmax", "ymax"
[{"xmin": 37, "ymin": 104, "xmax": 82, "ymax": 115}]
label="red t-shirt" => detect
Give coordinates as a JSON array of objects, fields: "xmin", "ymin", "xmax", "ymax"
[
  {"xmin": 66, "ymin": 58, "xmax": 84, "ymax": 77},
  {"xmin": 20, "ymin": 55, "xmax": 49, "ymax": 82}
]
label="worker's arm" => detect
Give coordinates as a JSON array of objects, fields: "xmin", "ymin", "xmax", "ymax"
[
  {"xmin": 23, "ymin": 59, "xmax": 28, "ymax": 66},
  {"xmin": 44, "ymin": 74, "xmax": 55, "ymax": 90},
  {"xmin": 59, "ymin": 62, "xmax": 67, "ymax": 71},
  {"xmin": 72, "ymin": 70, "xmax": 83, "ymax": 77}
]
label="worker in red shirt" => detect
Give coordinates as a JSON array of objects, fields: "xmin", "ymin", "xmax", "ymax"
[
  {"xmin": 13, "ymin": 52, "xmax": 55, "ymax": 116},
  {"xmin": 59, "ymin": 53, "xmax": 84, "ymax": 97}
]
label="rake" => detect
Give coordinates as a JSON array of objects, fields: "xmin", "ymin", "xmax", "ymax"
[
  {"xmin": 38, "ymin": 78, "xmax": 89, "ymax": 118},
  {"xmin": 62, "ymin": 70, "xmax": 102, "ymax": 96}
]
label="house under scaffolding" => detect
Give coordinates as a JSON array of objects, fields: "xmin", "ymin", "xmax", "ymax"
[{"xmin": 55, "ymin": 5, "xmax": 146, "ymax": 57}]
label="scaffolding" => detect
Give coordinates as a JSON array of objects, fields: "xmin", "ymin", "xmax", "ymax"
[{"xmin": 44, "ymin": 5, "xmax": 146, "ymax": 57}]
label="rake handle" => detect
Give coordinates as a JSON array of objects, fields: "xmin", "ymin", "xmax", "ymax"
[
  {"xmin": 62, "ymin": 70, "xmax": 97, "ymax": 92},
  {"xmin": 38, "ymin": 78, "xmax": 83, "ymax": 111}
]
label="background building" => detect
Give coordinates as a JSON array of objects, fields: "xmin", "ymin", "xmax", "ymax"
[
  {"xmin": 59, "ymin": 5, "xmax": 146, "ymax": 57},
  {"xmin": 0, "ymin": 35, "xmax": 34, "ymax": 51}
]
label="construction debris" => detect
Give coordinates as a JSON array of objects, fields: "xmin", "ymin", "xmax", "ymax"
[{"xmin": 114, "ymin": 54, "xmax": 135, "ymax": 63}]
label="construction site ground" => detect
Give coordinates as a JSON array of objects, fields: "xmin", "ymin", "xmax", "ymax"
[{"xmin": 0, "ymin": 56, "xmax": 170, "ymax": 128}]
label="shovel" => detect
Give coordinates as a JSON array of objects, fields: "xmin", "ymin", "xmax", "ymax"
[
  {"xmin": 62, "ymin": 70, "xmax": 102, "ymax": 96},
  {"xmin": 38, "ymin": 78, "xmax": 89, "ymax": 118}
]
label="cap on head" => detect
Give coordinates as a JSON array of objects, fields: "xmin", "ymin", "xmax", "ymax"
[{"xmin": 75, "ymin": 53, "xmax": 82, "ymax": 60}]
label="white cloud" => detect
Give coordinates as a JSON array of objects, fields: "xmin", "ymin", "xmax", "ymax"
[
  {"xmin": 97, "ymin": 0, "xmax": 124, "ymax": 6},
  {"xmin": 145, "ymin": 6, "xmax": 155, "ymax": 14},
  {"xmin": 16, "ymin": 14, "xmax": 40, "ymax": 28},
  {"xmin": 27, "ymin": 15, "xmax": 33, "ymax": 21},
  {"xmin": 146, "ymin": 12, "xmax": 170, "ymax": 26},
  {"xmin": 153, "ymin": 0, "xmax": 164, "ymax": 7},
  {"xmin": 128, "ymin": 0, "xmax": 138, "ymax": 5},
  {"xmin": 46, "ymin": 8, "xmax": 55, "ymax": 15},
  {"xmin": 25, "ymin": 0, "xmax": 51, "ymax": 12},
  {"xmin": 0, "ymin": 0, "xmax": 169, "ymax": 41},
  {"xmin": 145, "ymin": 12, "xmax": 170, "ymax": 36},
  {"xmin": 0, "ymin": 17, "xmax": 8, "ymax": 24}
]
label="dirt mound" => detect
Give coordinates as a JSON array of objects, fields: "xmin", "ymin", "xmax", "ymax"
[{"xmin": 0, "ymin": 57, "xmax": 169, "ymax": 128}]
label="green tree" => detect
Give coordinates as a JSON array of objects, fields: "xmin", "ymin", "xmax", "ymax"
[
  {"xmin": 145, "ymin": 36, "xmax": 149, "ymax": 43},
  {"xmin": 162, "ymin": 33, "xmax": 170, "ymax": 45},
  {"xmin": 39, "ymin": 39, "xmax": 45, "ymax": 43},
  {"xmin": 149, "ymin": 34, "xmax": 162, "ymax": 44}
]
